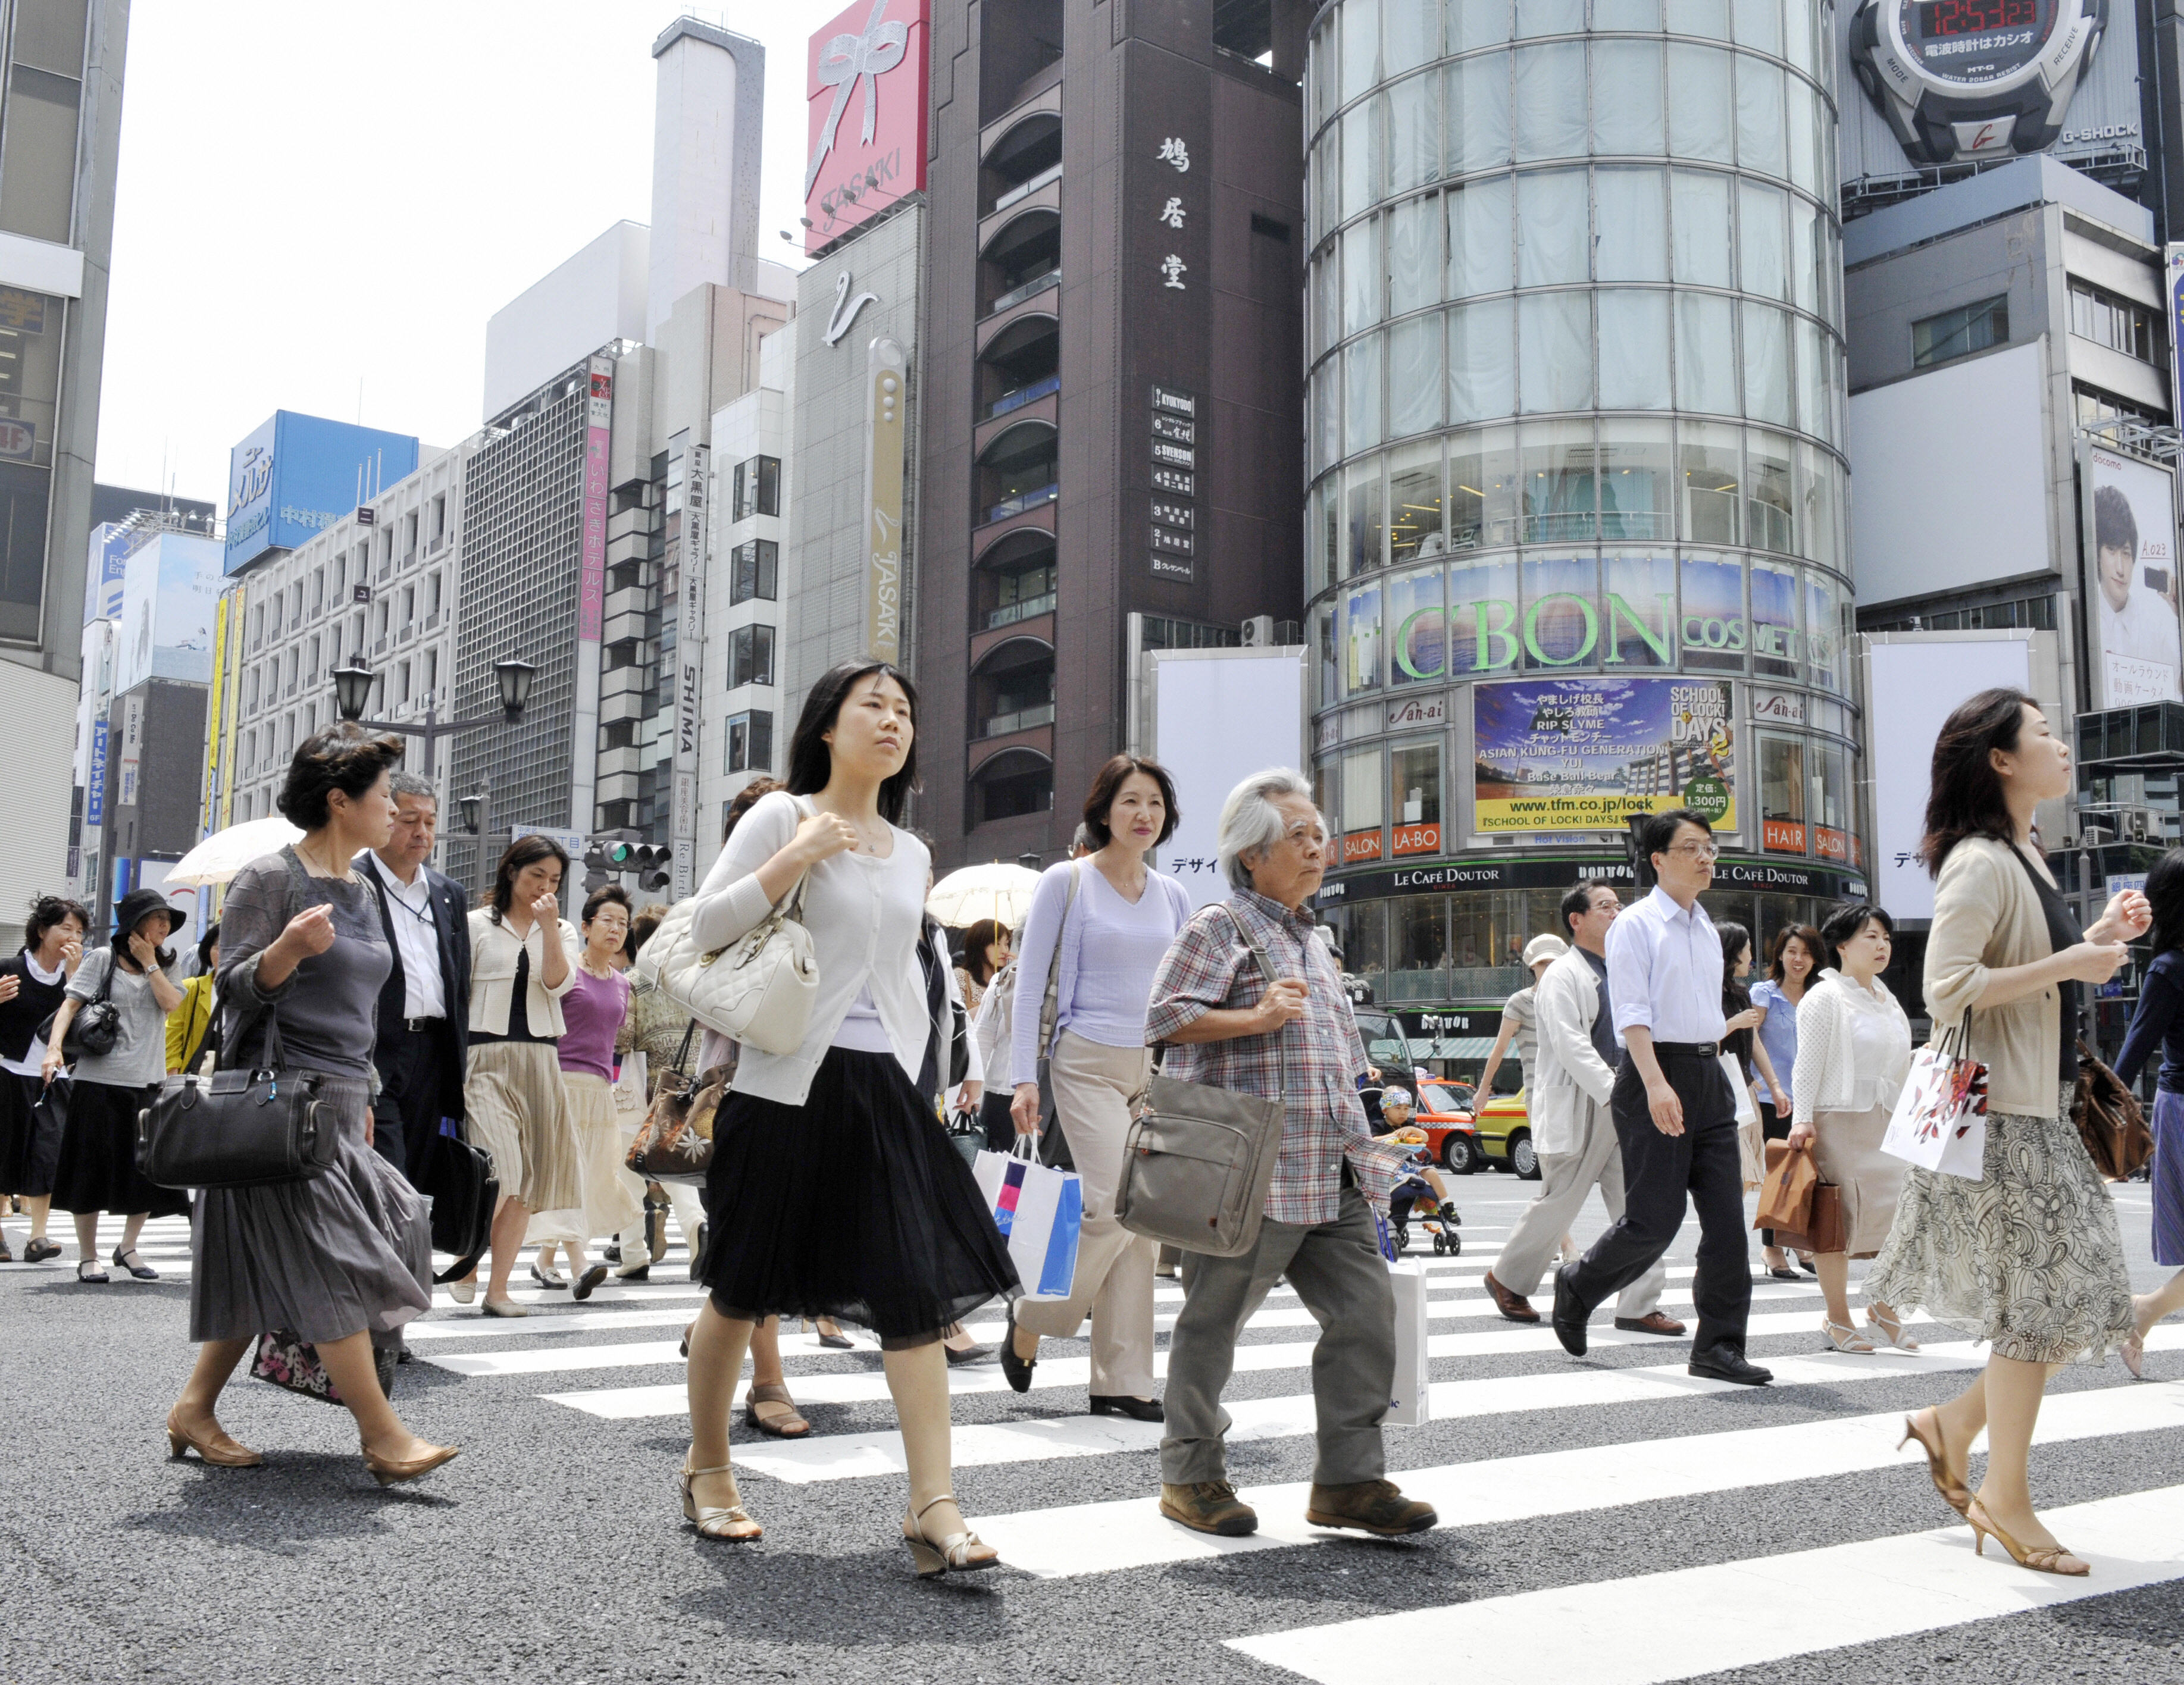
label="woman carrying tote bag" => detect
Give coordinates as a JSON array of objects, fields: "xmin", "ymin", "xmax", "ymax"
[
  {"xmin": 677, "ymin": 660, "xmax": 1017, "ymax": 1571},
  {"xmin": 161, "ymin": 724, "xmax": 451, "ymax": 1484}
]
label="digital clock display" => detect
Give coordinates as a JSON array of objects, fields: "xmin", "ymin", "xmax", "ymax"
[{"xmin": 1914, "ymin": 0, "xmax": 2038, "ymax": 37}]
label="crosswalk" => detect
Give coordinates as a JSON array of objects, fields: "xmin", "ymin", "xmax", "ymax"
[{"xmin": 40, "ymin": 1190, "xmax": 2184, "ymax": 1681}]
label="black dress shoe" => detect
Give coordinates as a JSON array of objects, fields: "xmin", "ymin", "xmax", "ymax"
[
  {"xmin": 1551, "ymin": 1264, "xmax": 1588, "ymax": 1356},
  {"xmin": 1689, "ymin": 1345, "xmax": 1773, "ymax": 1385},
  {"xmin": 999, "ymin": 1300, "xmax": 1035, "ymax": 1393},
  {"xmin": 1089, "ymin": 1394, "xmax": 1163, "ymax": 1422}
]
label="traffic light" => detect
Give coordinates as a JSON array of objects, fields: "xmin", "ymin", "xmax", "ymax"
[
  {"xmin": 632, "ymin": 842, "xmax": 673, "ymax": 892},
  {"xmin": 583, "ymin": 837, "xmax": 640, "ymax": 894}
]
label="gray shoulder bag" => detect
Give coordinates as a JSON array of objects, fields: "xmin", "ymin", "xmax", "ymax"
[
  {"xmin": 1032, "ymin": 863, "xmax": 1082, "ymax": 1171},
  {"xmin": 1114, "ymin": 906, "xmax": 1289, "ymax": 1258}
]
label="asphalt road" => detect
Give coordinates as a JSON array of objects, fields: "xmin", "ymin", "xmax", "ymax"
[{"xmin": 7, "ymin": 1170, "xmax": 2183, "ymax": 1685}]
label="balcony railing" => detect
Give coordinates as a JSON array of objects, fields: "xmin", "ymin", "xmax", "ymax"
[
  {"xmin": 991, "ymin": 161, "xmax": 1062, "ymax": 215},
  {"xmin": 984, "ymin": 702, "xmax": 1056, "ymax": 737},
  {"xmin": 987, "ymin": 590, "xmax": 1057, "ymax": 630},
  {"xmin": 985, "ymin": 482, "xmax": 1058, "ymax": 524},
  {"xmin": 987, "ymin": 268, "xmax": 1060, "ymax": 318},
  {"xmin": 986, "ymin": 373, "xmax": 1060, "ymax": 419}
]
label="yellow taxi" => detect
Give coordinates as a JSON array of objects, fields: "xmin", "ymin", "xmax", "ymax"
[{"xmin": 1470, "ymin": 1089, "xmax": 1541, "ymax": 1180}]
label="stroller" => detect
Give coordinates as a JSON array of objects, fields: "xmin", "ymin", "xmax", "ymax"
[{"xmin": 1385, "ymin": 1129, "xmax": 1462, "ymax": 1257}]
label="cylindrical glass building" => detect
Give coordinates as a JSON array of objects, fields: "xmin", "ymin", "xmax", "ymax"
[{"xmin": 1303, "ymin": 0, "xmax": 1867, "ymax": 1035}]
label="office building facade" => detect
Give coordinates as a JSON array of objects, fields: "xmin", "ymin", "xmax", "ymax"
[{"xmin": 1303, "ymin": 0, "xmax": 1866, "ymax": 1020}]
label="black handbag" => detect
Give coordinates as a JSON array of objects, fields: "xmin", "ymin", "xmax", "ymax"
[
  {"xmin": 136, "ymin": 985, "xmax": 340, "ymax": 1191},
  {"xmin": 36, "ymin": 949, "xmax": 118, "ymax": 1061},
  {"xmin": 414, "ymin": 1120, "xmax": 497, "ymax": 1285}
]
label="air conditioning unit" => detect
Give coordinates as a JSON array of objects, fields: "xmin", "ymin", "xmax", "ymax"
[{"xmin": 1240, "ymin": 614, "xmax": 1275, "ymax": 646}]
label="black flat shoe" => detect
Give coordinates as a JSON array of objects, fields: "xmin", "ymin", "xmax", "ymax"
[
  {"xmin": 76, "ymin": 1259, "xmax": 109, "ymax": 1283},
  {"xmin": 1765, "ymin": 1265, "xmax": 1800, "ymax": 1281},
  {"xmin": 1551, "ymin": 1264, "xmax": 1588, "ymax": 1357},
  {"xmin": 688, "ymin": 1223, "xmax": 708, "ymax": 1282},
  {"xmin": 1689, "ymin": 1345, "xmax": 1773, "ymax": 1386},
  {"xmin": 23, "ymin": 1236, "xmax": 61, "ymax": 1263},
  {"xmin": 945, "ymin": 1341, "xmax": 995, "ymax": 1366},
  {"xmin": 999, "ymin": 1301, "xmax": 1035, "ymax": 1393},
  {"xmin": 113, "ymin": 1246, "xmax": 159, "ymax": 1280},
  {"xmin": 617, "ymin": 1264, "xmax": 652, "ymax": 1284},
  {"xmin": 572, "ymin": 1264, "xmax": 609, "ymax": 1301},
  {"xmin": 1090, "ymin": 1394, "xmax": 1163, "ymax": 1421}
]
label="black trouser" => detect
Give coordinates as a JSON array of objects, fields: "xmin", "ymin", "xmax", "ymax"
[
  {"xmin": 1757, "ymin": 1101, "xmax": 1791, "ymax": 1247},
  {"xmin": 1562, "ymin": 1044, "xmax": 1752, "ymax": 1354},
  {"xmin": 370, "ymin": 1018, "xmax": 458, "ymax": 1185}
]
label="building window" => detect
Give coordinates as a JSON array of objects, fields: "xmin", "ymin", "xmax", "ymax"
[
  {"xmin": 1759, "ymin": 734, "xmax": 1807, "ymax": 855},
  {"xmin": 2073, "ymin": 381, "xmax": 2163, "ymax": 431},
  {"xmin": 1390, "ymin": 739, "xmax": 1442, "ymax": 857},
  {"xmin": 432, "ymin": 493, "xmax": 446, "ymax": 540},
  {"xmin": 988, "ymin": 558, "xmax": 1056, "ymax": 629},
  {"xmin": 734, "ymin": 456, "xmax": 781, "ymax": 519},
  {"xmin": 400, "ymin": 585, "xmax": 414, "ymax": 627},
  {"xmin": 1911, "ymin": 295, "xmax": 2007, "ymax": 369},
  {"xmin": 730, "ymin": 540, "xmax": 778, "ymax": 604},
  {"xmin": 1391, "ymin": 896, "xmax": 1447, "ymax": 1003},
  {"xmin": 728, "ymin": 624, "xmax": 775, "ymax": 688},
  {"xmin": 727, "ymin": 709, "xmax": 774, "ymax": 772},
  {"xmin": 424, "ymin": 649, "xmax": 438, "ymax": 696},
  {"xmin": 0, "ymin": 63, "xmax": 82, "ymax": 244},
  {"xmin": 307, "ymin": 635, "xmax": 320, "ymax": 682},
  {"xmin": 2069, "ymin": 281, "xmax": 2157, "ymax": 365},
  {"xmin": 397, "ymin": 660, "xmax": 411, "ymax": 705},
  {"xmin": 970, "ymin": 751, "xmax": 1054, "ymax": 825},
  {"xmin": 425, "ymin": 571, "xmax": 441, "ymax": 618},
  {"xmin": 403, "ymin": 510, "xmax": 419, "ymax": 558},
  {"xmin": 311, "ymin": 568, "xmax": 324, "ymax": 615}
]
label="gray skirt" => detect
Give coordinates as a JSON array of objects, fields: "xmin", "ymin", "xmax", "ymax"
[
  {"xmin": 188, "ymin": 1073, "xmax": 433, "ymax": 1348},
  {"xmin": 1864, "ymin": 1091, "xmax": 2136, "ymax": 1365}
]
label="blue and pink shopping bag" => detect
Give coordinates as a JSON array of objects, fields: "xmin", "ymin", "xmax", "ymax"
[{"xmin": 973, "ymin": 1139, "xmax": 1083, "ymax": 1301}]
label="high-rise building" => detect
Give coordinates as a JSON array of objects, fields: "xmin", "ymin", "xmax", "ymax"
[
  {"xmin": 913, "ymin": 0, "xmax": 1312, "ymax": 865},
  {"xmin": 0, "ymin": 0, "xmax": 132, "ymax": 945},
  {"xmin": 1303, "ymin": 1, "xmax": 1864, "ymax": 1035}
]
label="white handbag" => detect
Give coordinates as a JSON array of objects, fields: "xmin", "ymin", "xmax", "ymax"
[{"xmin": 634, "ymin": 801, "xmax": 819, "ymax": 1054}]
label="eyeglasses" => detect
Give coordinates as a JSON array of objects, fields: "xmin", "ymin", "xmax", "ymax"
[{"xmin": 1664, "ymin": 842, "xmax": 1719, "ymax": 863}]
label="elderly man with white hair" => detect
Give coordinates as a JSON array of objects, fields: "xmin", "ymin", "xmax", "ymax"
[{"xmin": 1142, "ymin": 768, "xmax": 1437, "ymax": 1542}]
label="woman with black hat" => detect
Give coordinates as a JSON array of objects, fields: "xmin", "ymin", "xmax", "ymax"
[{"xmin": 43, "ymin": 887, "xmax": 189, "ymax": 1280}]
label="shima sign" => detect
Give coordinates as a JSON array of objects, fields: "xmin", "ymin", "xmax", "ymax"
[
  {"xmin": 803, "ymin": 0, "xmax": 930, "ymax": 255},
  {"xmin": 1473, "ymin": 676, "xmax": 1736, "ymax": 833}
]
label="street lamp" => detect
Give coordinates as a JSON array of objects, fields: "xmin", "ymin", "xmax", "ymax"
[
  {"xmin": 328, "ymin": 652, "xmax": 537, "ymax": 776},
  {"xmin": 332, "ymin": 658, "xmax": 376, "ymax": 723},
  {"xmin": 493, "ymin": 657, "xmax": 537, "ymax": 716},
  {"xmin": 458, "ymin": 791, "xmax": 483, "ymax": 835}
]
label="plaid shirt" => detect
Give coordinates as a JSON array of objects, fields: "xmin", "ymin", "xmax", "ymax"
[{"xmin": 1146, "ymin": 887, "xmax": 1409, "ymax": 1226}]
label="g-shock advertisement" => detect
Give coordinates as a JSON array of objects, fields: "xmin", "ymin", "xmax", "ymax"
[{"xmin": 1848, "ymin": 0, "xmax": 2107, "ymax": 165}]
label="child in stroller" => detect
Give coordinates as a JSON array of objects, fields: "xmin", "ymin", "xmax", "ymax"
[{"xmin": 1385, "ymin": 1126, "xmax": 1460, "ymax": 1255}]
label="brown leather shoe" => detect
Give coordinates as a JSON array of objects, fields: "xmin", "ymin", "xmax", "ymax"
[
  {"xmin": 1614, "ymin": 1310, "xmax": 1687, "ymax": 1335},
  {"xmin": 1305, "ymin": 1479, "xmax": 1438, "ymax": 1536},
  {"xmin": 1482, "ymin": 1270, "xmax": 1540, "ymax": 1323},
  {"xmin": 1159, "ymin": 1480, "xmax": 1258, "ymax": 1536}
]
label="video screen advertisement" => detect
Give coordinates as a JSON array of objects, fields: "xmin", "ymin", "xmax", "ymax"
[
  {"xmin": 1472, "ymin": 676, "xmax": 1736, "ymax": 835},
  {"xmin": 2081, "ymin": 444, "xmax": 2184, "ymax": 710},
  {"xmin": 224, "ymin": 411, "xmax": 420, "ymax": 575}
]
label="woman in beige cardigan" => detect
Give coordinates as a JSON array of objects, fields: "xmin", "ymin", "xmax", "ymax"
[{"xmin": 1869, "ymin": 690, "xmax": 2144, "ymax": 1578}]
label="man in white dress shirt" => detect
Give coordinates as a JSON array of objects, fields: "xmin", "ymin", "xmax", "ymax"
[
  {"xmin": 1482, "ymin": 881, "xmax": 1678, "ymax": 1335},
  {"xmin": 1551, "ymin": 810, "xmax": 1770, "ymax": 1386}
]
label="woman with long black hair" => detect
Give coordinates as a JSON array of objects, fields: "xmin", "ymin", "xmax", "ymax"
[
  {"xmin": 2109, "ymin": 847, "xmax": 2184, "ymax": 1373},
  {"xmin": 45, "ymin": 888, "xmax": 189, "ymax": 1279},
  {"xmin": 1750, "ymin": 924, "xmax": 1823, "ymax": 1277},
  {"xmin": 1869, "ymin": 688, "xmax": 2142, "ymax": 1576},
  {"xmin": 0, "ymin": 894, "xmax": 85, "ymax": 1263},
  {"xmin": 677, "ymin": 660, "xmax": 1017, "ymax": 1570}
]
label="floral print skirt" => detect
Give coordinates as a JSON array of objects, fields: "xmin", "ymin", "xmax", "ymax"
[{"xmin": 1866, "ymin": 1091, "xmax": 2135, "ymax": 1365}]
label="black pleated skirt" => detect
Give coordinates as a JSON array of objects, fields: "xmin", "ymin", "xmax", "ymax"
[
  {"xmin": 0, "ymin": 1072, "xmax": 61, "ymax": 1197},
  {"xmin": 50, "ymin": 1078, "xmax": 189, "ymax": 1219},
  {"xmin": 702, "ymin": 1047, "xmax": 1019, "ymax": 1343}
]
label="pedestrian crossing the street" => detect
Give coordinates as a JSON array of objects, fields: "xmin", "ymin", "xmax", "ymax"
[{"xmin": 38, "ymin": 1194, "xmax": 2184, "ymax": 1682}]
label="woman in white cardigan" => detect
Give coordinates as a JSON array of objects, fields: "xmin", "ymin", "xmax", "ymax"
[
  {"xmin": 1788, "ymin": 901, "xmax": 1916, "ymax": 1353},
  {"xmin": 676, "ymin": 662, "xmax": 1018, "ymax": 1575},
  {"xmin": 458, "ymin": 834, "xmax": 585, "ymax": 1316}
]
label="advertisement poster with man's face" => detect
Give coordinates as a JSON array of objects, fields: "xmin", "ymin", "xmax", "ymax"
[
  {"xmin": 2085, "ymin": 447, "xmax": 2184, "ymax": 709},
  {"xmin": 1473, "ymin": 676, "xmax": 1735, "ymax": 834}
]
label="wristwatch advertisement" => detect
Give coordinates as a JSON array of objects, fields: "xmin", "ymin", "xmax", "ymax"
[{"xmin": 1850, "ymin": 0, "xmax": 2108, "ymax": 166}]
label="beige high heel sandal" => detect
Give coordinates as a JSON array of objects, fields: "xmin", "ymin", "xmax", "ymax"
[
  {"xmin": 902, "ymin": 1493, "xmax": 1000, "ymax": 1578},
  {"xmin": 1966, "ymin": 1496, "xmax": 2089, "ymax": 1577},
  {"xmin": 680, "ymin": 1460, "xmax": 761, "ymax": 1540},
  {"xmin": 1821, "ymin": 1317, "xmax": 1875, "ymax": 1353}
]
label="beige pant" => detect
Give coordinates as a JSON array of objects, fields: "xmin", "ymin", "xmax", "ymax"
[{"xmin": 1015, "ymin": 1030, "xmax": 1157, "ymax": 1396}]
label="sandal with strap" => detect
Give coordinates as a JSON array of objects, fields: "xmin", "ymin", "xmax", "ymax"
[
  {"xmin": 679, "ymin": 1460, "xmax": 761, "ymax": 1541},
  {"xmin": 1822, "ymin": 1318, "xmax": 1875, "ymax": 1353},
  {"xmin": 1966, "ymin": 1496, "xmax": 2089, "ymax": 1577},
  {"xmin": 902, "ymin": 1493, "xmax": 1000, "ymax": 1578},
  {"xmin": 743, "ymin": 1382, "xmax": 810, "ymax": 1439},
  {"xmin": 1897, "ymin": 1408, "xmax": 1970, "ymax": 1517},
  {"xmin": 1864, "ymin": 1305, "xmax": 1920, "ymax": 1351}
]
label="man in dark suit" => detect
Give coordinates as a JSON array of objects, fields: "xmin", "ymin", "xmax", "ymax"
[{"xmin": 357, "ymin": 771, "xmax": 472, "ymax": 1182}]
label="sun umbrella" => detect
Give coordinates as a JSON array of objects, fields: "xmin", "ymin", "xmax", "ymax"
[
  {"xmin": 925, "ymin": 862, "xmax": 1043, "ymax": 929},
  {"xmin": 164, "ymin": 816, "xmax": 307, "ymax": 890}
]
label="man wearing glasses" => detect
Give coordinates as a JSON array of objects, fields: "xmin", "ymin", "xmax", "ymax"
[{"xmin": 1551, "ymin": 810, "xmax": 1772, "ymax": 1386}]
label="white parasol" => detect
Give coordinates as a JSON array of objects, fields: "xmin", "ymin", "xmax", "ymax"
[
  {"xmin": 925, "ymin": 862, "xmax": 1043, "ymax": 930},
  {"xmin": 163, "ymin": 816, "xmax": 308, "ymax": 890}
]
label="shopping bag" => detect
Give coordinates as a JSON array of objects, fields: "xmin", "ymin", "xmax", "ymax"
[
  {"xmin": 1769, "ymin": 1176, "xmax": 1847, "ymax": 1255},
  {"xmin": 1384, "ymin": 1260, "xmax": 1431, "ymax": 1426},
  {"xmin": 973, "ymin": 1138, "xmax": 1082, "ymax": 1302},
  {"xmin": 1754, "ymin": 1140, "xmax": 1817, "ymax": 1235},
  {"xmin": 1881, "ymin": 1029, "xmax": 1988, "ymax": 1182},
  {"xmin": 1718, "ymin": 1052, "xmax": 1757, "ymax": 1126},
  {"xmin": 611, "ymin": 1050, "xmax": 647, "ymax": 1114},
  {"xmin": 1736, "ymin": 1116, "xmax": 1766, "ymax": 1192}
]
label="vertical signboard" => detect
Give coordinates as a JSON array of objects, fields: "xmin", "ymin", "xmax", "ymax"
[
  {"xmin": 572, "ymin": 357, "xmax": 614, "ymax": 837},
  {"xmin": 671, "ymin": 443, "xmax": 708, "ymax": 899},
  {"xmin": 118, "ymin": 693, "xmax": 143, "ymax": 810},
  {"xmin": 2080, "ymin": 443, "xmax": 2183, "ymax": 709},
  {"xmin": 85, "ymin": 718, "xmax": 107, "ymax": 828},
  {"xmin": 803, "ymin": 0, "xmax": 931, "ymax": 255},
  {"xmin": 863, "ymin": 337, "xmax": 907, "ymax": 662},
  {"xmin": 2170, "ymin": 246, "xmax": 2184, "ymax": 418},
  {"xmin": 202, "ymin": 593, "xmax": 229, "ymax": 835},
  {"xmin": 1149, "ymin": 386, "xmax": 1198, "ymax": 584}
]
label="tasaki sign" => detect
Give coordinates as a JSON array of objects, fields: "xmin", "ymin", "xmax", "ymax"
[{"xmin": 803, "ymin": 0, "xmax": 930, "ymax": 255}]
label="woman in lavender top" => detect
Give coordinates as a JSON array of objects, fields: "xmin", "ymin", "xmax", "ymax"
[{"xmin": 1002, "ymin": 755, "xmax": 1192, "ymax": 1421}]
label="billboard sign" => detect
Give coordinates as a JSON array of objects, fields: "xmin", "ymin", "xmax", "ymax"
[
  {"xmin": 2082, "ymin": 444, "xmax": 2183, "ymax": 709},
  {"xmin": 803, "ymin": 0, "xmax": 930, "ymax": 254},
  {"xmin": 112, "ymin": 533, "xmax": 223, "ymax": 696},
  {"xmin": 223, "ymin": 411, "xmax": 420, "ymax": 575},
  {"xmin": 82, "ymin": 521, "xmax": 130, "ymax": 624},
  {"xmin": 1473, "ymin": 677, "xmax": 1737, "ymax": 835},
  {"xmin": 85, "ymin": 718, "xmax": 107, "ymax": 828},
  {"xmin": 863, "ymin": 337, "xmax": 907, "ymax": 663}
]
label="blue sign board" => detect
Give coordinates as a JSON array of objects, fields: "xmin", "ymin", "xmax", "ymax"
[
  {"xmin": 223, "ymin": 411, "xmax": 420, "ymax": 575},
  {"xmin": 82, "ymin": 522, "xmax": 130, "ymax": 624},
  {"xmin": 85, "ymin": 719, "xmax": 107, "ymax": 827}
]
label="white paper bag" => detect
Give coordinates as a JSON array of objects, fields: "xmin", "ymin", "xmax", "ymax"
[
  {"xmin": 611, "ymin": 1050, "xmax": 647, "ymax": 1114},
  {"xmin": 1880, "ymin": 1042, "xmax": 1989, "ymax": 1181},
  {"xmin": 1718, "ymin": 1051, "xmax": 1756, "ymax": 1125},
  {"xmin": 1384, "ymin": 1259, "xmax": 1431, "ymax": 1426},
  {"xmin": 973, "ymin": 1140, "xmax": 1084, "ymax": 1302}
]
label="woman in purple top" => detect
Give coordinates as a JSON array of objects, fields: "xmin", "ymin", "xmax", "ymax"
[
  {"xmin": 1003, "ymin": 755, "xmax": 1192, "ymax": 1420},
  {"xmin": 531, "ymin": 885, "xmax": 645, "ymax": 1296}
]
